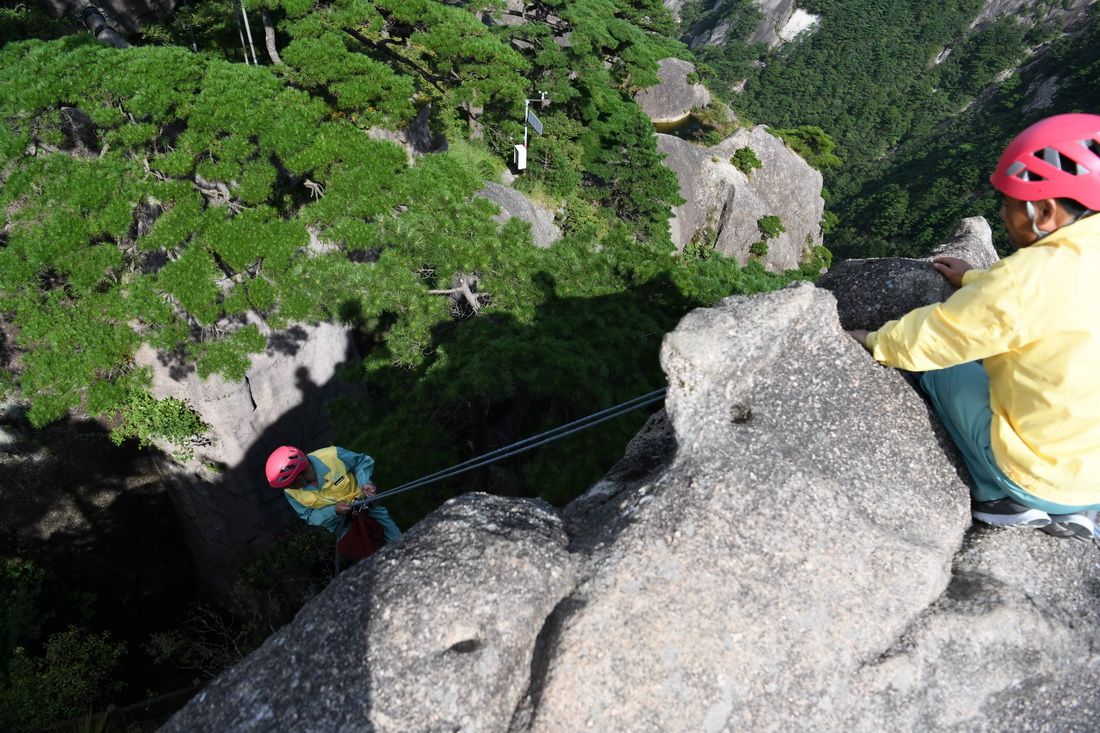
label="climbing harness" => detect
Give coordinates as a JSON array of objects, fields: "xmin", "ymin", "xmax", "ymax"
[{"xmin": 348, "ymin": 387, "xmax": 667, "ymax": 509}]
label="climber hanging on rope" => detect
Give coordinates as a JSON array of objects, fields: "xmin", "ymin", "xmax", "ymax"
[
  {"xmin": 848, "ymin": 113, "xmax": 1100, "ymax": 541},
  {"xmin": 260, "ymin": 388, "xmax": 665, "ymax": 560},
  {"xmin": 266, "ymin": 445, "xmax": 402, "ymax": 560}
]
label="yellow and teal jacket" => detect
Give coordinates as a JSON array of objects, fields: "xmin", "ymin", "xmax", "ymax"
[
  {"xmin": 283, "ymin": 446, "xmax": 401, "ymax": 542},
  {"xmin": 867, "ymin": 214, "xmax": 1100, "ymax": 507}
]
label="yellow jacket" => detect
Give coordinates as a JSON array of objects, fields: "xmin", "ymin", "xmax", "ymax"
[{"xmin": 867, "ymin": 214, "xmax": 1100, "ymax": 506}]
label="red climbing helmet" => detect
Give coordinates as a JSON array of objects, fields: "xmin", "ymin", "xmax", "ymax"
[
  {"xmin": 266, "ymin": 446, "xmax": 308, "ymax": 488},
  {"xmin": 990, "ymin": 113, "xmax": 1100, "ymax": 210}
]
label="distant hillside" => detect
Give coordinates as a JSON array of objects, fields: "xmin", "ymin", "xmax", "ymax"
[{"xmin": 680, "ymin": 0, "xmax": 1099, "ymax": 258}]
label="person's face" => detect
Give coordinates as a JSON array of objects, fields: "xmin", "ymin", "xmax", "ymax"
[
  {"xmin": 999, "ymin": 194, "xmax": 1039, "ymax": 249},
  {"xmin": 291, "ymin": 464, "xmax": 317, "ymax": 488}
]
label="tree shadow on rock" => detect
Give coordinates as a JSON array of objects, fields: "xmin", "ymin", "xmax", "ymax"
[{"xmin": 327, "ymin": 269, "xmax": 684, "ymax": 543}]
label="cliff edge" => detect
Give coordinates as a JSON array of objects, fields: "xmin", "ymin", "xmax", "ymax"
[{"xmin": 164, "ymin": 218, "xmax": 1100, "ymax": 732}]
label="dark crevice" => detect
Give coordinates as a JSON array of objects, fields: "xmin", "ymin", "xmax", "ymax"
[
  {"xmin": 244, "ymin": 376, "xmax": 257, "ymax": 411},
  {"xmin": 508, "ymin": 594, "xmax": 586, "ymax": 732}
]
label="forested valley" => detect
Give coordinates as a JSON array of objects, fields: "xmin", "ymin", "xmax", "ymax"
[{"xmin": 1, "ymin": 0, "xmax": 1097, "ymax": 727}]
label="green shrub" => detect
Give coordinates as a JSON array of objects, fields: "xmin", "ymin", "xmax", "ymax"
[
  {"xmin": 749, "ymin": 240, "xmax": 769, "ymax": 257},
  {"xmin": 731, "ymin": 146, "xmax": 762, "ymax": 175},
  {"xmin": 0, "ymin": 626, "xmax": 125, "ymax": 730},
  {"xmin": 757, "ymin": 215, "xmax": 786, "ymax": 239},
  {"xmin": 0, "ymin": 559, "xmax": 49, "ymax": 671},
  {"xmin": 769, "ymin": 126, "xmax": 842, "ymax": 170},
  {"xmin": 110, "ymin": 393, "xmax": 212, "ymax": 461}
]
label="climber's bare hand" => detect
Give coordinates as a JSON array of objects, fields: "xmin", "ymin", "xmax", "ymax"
[{"xmin": 932, "ymin": 257, "xmax": 974, "ymax": 288}]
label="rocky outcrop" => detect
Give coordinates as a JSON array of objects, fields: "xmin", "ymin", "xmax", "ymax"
[
  {"xmin": 164, "ymin": 494, "xmax": 576, "ymax": 732},
  {"xmin": 134, "ymin": 315, "xmax": 361, "ymax": 601},
  {"xmin": 164, "ymin": 223, "xmax": 1100, "ymax": 731},
  {"xmin": 476, "ymin": 182, "xmax": 562, "ymax": 248},
  {"xmin": 658, "ymin": 126, "xmax": 825, "ymax": 272},
  {"xmin": 634, "ymin": 58, "xmax": 711, "ymax": 125},
  {"xmin": 972, "ymin": 0, "xmax": 1097, "ymax": 32},
  {"xmin": 367, "ymin": 103, "xmax": 441, "ymax": 162},
  {"xmin": 674, "ymin": 0, "xmax": 818, "ymax": 50},
  {"xmin": 818, "ymin": 216, "xmax": 999, "ymax": 330},
  {"xmin": 745, "ymin": 0, "xmax": 797, "ymax": 47}
]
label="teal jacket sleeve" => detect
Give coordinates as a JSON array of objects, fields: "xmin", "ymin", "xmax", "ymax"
[
  {"xmin": 336, "ymin": 446, "xmax": 375, "ymax": 488},
  {"xmin": 334, "ymin": 446, "xmax": 399, "ymax": 541}
]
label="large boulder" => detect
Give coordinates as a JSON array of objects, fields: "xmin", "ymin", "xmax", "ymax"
[
  {"xmin": 163, "ymin": 494, "xmax": 575, "ymax": 732},
  {"xmin": 659, "ymin": 126, "xmax": 825, "ymax": 272},
  {"xmin": 476, "ymin": 182, "xmax": 561, "ymax": 249},
  {"xmin": 164, "ymin": 228, "xmax": 1100, "ymax": 730},
  {"xmin": 521, "ymin": 282, "xmax": 972, "ymax": 731},
  {"xmin": 818, "ymin": 216, "xmax": 1000, "ymax": 330},
  {"xmin": 634, "ymin": 58, "xmax": 711, "ymax": 125}
]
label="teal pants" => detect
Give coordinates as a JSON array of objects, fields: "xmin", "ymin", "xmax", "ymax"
[{"xmin": 920, "ymin": 362, "xmax": 1098, "ymax": 513}]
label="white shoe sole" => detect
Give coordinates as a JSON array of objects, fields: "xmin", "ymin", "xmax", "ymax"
[
  {"xmin": 1045, "ymin": 514, "xmax": 1097, "ymax": 541},
  {"xmin": 972, "ymin": 509, "xmax": 1051, "ymax": 528}
]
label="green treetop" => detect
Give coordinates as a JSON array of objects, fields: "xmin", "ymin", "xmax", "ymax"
[{"xmin": 1, "ymin": 0, "xmax": 822, "ymax": 506}]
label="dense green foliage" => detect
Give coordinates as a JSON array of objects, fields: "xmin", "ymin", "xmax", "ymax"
[
  {"xmin": 0, "ymin": 559, "xmax": 123, "ymax": 729},
  {"xmin": 681, "ymin": 0, "xmax": 766, "ymax": 81},
  {"xmin": 827, "ymin": 9, "xmax": 1100, "ymax": 259},
  {"xmin": 110, "ymin": 393, "xmax": 213, "ymax": 460},
  {"xmin": 734, "ymin": 0, "xmax": 987, "ymax": 179},
  {"xmin": 691, "ymin": 0, "xmax": 1097, "ymax": 259},
  {"xmin": 0, "ymin": 0, "xmax": 825, "ymax": 526},
  {"xmin": 2, "ymin": 626, "xmax": 126, "ymax": 729}
]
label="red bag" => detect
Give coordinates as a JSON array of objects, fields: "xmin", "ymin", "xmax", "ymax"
[{"xmin": 335, "ymin": 511, "xmax": 386, "ymax": 560}]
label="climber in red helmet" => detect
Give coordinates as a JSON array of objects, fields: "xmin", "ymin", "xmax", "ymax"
[
  {"xmin": 850, "ymin": 113, "xmax": 1100, "ymax": 540},
  {"xmin": 266, "ymin": 445, "xmax": 401, "ymax": 560}
]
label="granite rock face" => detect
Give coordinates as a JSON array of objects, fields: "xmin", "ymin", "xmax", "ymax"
[
  {"xmin": 163, "ymin": 494, "xmax": 576, "ymax": 733},
  {"xmin": 972, "ymin": 0, "xmax": 1096, "ymax": 31},
  {"xmin": 634, "ymin": 57, "xmax": 712, "ymax": 125},
  {"xmin": 477, "ymin": 182, "xmax": 562, "ymax": 249},
  {"xmin": 165, "ymin": 227, "xmax": 1100, "ymax": 731},
  {"xmin": 367, "ymin": 103, "xmax": 441, "ymax": 162},
  {"xmin": 818, "ymin": 216, "xmax": 1000, "ymax": 331},
  {"xmin": 133, "ymin": 315, "xmax": 361, "ymax": 601},
  {"xmin": 673, "ymin": 0, "xmax": 804, "ymax": 49},
  {"xmin": 658, "ymin": 126, "xmax": 825, "ymax": 272}
]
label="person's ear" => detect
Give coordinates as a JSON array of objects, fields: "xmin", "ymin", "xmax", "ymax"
[{"xmin": 1031, "ymin": 198, "xmax": 1062, "ymax": 231}]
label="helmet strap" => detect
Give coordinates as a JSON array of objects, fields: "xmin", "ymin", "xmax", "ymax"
[{"xmin": 1025, "ymin": 201, "xmax": 1052, "ymax": 237}]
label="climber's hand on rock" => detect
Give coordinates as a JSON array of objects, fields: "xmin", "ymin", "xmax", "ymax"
[
  {"xmin": 932, "ymin": 257, "xmax": 974, "ymax": 287},
  {"xmin": 847, "ymin": 330, "xmax": 870, "ymax": 348}
]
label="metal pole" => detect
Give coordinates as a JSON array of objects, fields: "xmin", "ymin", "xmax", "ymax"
[
  {"xmin": 234, "ymin": 1, "xmax": 250, "ymax": 64},
  {"xmin": 524, "ymin": 98, "xmax": 530, "ymax": 150},
  {"xmin": 240, "ymin": 0, "xmax": 259, "ymax": 64}
]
